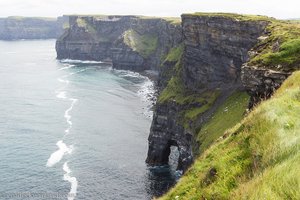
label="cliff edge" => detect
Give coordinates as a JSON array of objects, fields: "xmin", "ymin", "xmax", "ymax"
[
  {"xmin": 56, "ymin": 15, "xmax": 181, "ymax": 71},
  {"xmin": 0, "ymin": 16, "xmax": 67, "ymax": 40},
  {"xmin": 55, "ymin": 13, "xmax": 300, "ymax": 199}
]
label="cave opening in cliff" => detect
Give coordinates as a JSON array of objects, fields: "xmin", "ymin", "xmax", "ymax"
[
  {"xmin": 168, "ymin": 146, "xmax": 179, "ymax": 170},
  {"xmin": 167, "ymin": 141, "xmax": 180, "ymax": 170}
]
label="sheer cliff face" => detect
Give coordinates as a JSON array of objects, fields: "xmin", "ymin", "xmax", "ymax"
[
  {"xmin": 181, "ymin": 15, "xmax": 268, "ymax": 90},
  {"xmin": 146, "ymin": 15, "xmax": 268, "ymax": 172},
  {"xmin": 0, "ymin": 17, "xmax": 66, "ymax": 40},
  {"xmin": 56, "ymin": 16, "xmax": 181, "ymax": 71}
]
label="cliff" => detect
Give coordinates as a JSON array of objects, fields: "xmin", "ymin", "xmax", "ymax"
[
  {"xmin": 0, "ymin": 16, "xmax": 67, "ymax": 40},
  {"xmin": 158, "ymin": 15, "xmax": 300, "ymax": 199},
  {"xmin": 241, "ymin": 19, "xmax": 300, "ymax": 108},
  {"xmin": 159, "ymin": 70, "xmax": 300, "ymax": 200},
  {"xmin": 55, "ymin": 13, "xmax": 300, "ymax": 199},
  {"xmin": 56, "ymin": 15, "xmax": 181, "ymax": 71},
  {"xmin": 146, "ymin": 13, "xmax": 269, "ymax": 172}
]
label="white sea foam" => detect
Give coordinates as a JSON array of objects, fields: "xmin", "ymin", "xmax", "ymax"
[
  {"xmin": 63, "ymin": 162, "xmax": 78, "ymax": 200},
  {"xmin": 62, "ymin": 69, "xmax": 88, "ymax": 79},
  {"xmin": 48, "ymin": 65, "xmax": 82, "ymax": 200},
  {"xmin": 137, "ymin": 78, "xmax": 155, "ymax": 118},
  {"xmin": 58, "ymin": 78, "xmax": 70, "ymax": 84},
  {"xmin": 64, "ymin": 98, "xmax": 78, "ymax": 126},
  {"xmin": 113, "ymin": 69, "xmax": 143, "ymax": 79},
  {"xmin": 58, "ymin": 64, "xmax": 75, "ymax": 71},
  {"xmin": 46, "ymin": 141, "xmax": 72, "ymax": 167},
  {"xmin": 56, "ymin": 91, "xmax": 67, "ymax": 99},
  {"xmin": 60, "ymin": 59, "xmax": 103, "ymax": 64}
]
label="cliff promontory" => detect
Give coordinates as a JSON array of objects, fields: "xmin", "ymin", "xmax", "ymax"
[
  {"xmin": 55, "ymin": 13, "xmax": 300, "ymax": 199},
  {"xmin": 0, "ymin": 16, "xmax": 67, "ymax": 40},
  {"xmin": 56, "ymin": 15, "xmax": 181, "ymax": 71},
  {"xmin": 146, "ymin": 14, "xmax": 268, "ymax": 172}
]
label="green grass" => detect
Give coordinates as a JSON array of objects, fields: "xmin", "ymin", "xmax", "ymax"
[
  {"xmin": 184, "ymin": 91, "xmax": 220, "ymax": 121},
  {"xmin": 158, "ymin": 76, "xmax": 218, "ymax": 107},
  {"xmin": 123, "ymin": 29, "xmax": 158, "ymax": 58},
  {"xmin": 158, "ymin": 75, "xmax": 220, "ymax": 129},
  {"xmin": 163, "ymin": 17, "xmax": 181, "ymax": 25},
  {"xmin": 159, "ymin": 71, "xmax": 300, "ymax": 200},
  {"xmin": 7, "ymin": 16, "xmax": 57, "ymax": 21},
  {"xmin": 164, "ymin": 44, "xmax": 184, "ymax": 63},
  {"xmin": 196, "ymin": 92, "xmax": 250, "ymax": 155},
  {"xmin": 249, "ymin": 21, "xmax": 300, "ymax": 71},
  {"xmin": 76, "ymin": 18, "xmax": 88, "ymax": 27},
  {"xmin": 254, "ymin": 38, "xmax": 300, "ymax": 67},
  {"xmin": 182, "ymin": 12, "xmax": 271, "ymax": 21},
  {"xmin": 75, "ymin": 17, "xmax": 108, "ymax": 42}
]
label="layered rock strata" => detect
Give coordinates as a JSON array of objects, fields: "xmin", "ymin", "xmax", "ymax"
[
  {"xmin": 56, "ymin": 15, "xmax": 181, "ymax": 71},
  {"xmin": 146, "ymin": 14, "xmax": 268, "ymax": 171}
]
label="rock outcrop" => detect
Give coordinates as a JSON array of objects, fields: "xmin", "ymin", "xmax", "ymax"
[
  {"xmin": 240, "ymin": 20, "xmax": 300, "ymax": 108},
  {"xmin": 181, "ymin": 14, "xmax": 268, "ymax": 90},
  {"xmin": 146, "ymin": 101, "xmax": 194, "ymax": 172},
  {"xmin": 56, "ymin": 15, "xmax": 181, "ymax": 71},
  {"xmin": 0, "ymin": 16, "xmax": 67, "ymax": 40},
  {"xmin": 241, "ymin": 65, "xmax": 291, "ymax": 108},
  {"xmin": 146, "ymin": 14, "xmax": 268, "ymax": 171}
]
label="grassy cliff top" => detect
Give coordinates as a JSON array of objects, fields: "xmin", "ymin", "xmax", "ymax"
[
  {"xmin": 68, "ymin": 14, "xmax": 180, "ymax": 22},
  {"xmin": 182, "ymin": 12, "xmax": 272, "ymax": 21},
  {"xmin": 248, "ymin": 20, "xmax": 300, "ymax": 71},
  {"xmin": 4, "ymin": 16, "xmax": 57, "ymax": 21},
  {"xmin": 159, "ymin": 71, "xmax": 300, "ymax": 200},
  {"xmin": 123, "ymin": 29, "xmax": 158, "ymax": 58}
]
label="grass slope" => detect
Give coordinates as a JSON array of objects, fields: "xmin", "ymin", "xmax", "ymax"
[
  {"xmin": 159, "ymin": 71, "xmax": 300, "ymax": 200},
  {"xmin": 196, "ymin": 92, "xmax": 250, "ymax": 155},
  {"xmin": 182, "ymin": 12, "xmax": 271, "ymax": 21},
  {"xmin": 123, "ymin": 29, "xmax": 158, "ymax": 58},
  {"xmin": 249, "ymin": 20, "xmax": 300, "ymax": 71}
]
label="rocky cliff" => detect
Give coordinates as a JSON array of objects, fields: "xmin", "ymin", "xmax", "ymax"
[
  {"xmin": 55, "ymin": 13, "xmax": 300, "ymax": 175},
  {"xmin": 241, "ymin": 20, "xmax": 300, "ymax": 108},
  {"xmin": 146, "ymin": 14, "xmax": 269, "ymax": 172},
  {"xmin": 56, "ymin": 15, "xmax": 181, "ymax": 71},
  {"xmin": 0, "ymin": 16, "xmax": 67, "ymax": 40}
]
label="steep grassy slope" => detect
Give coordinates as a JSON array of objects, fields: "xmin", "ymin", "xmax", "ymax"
[
  {"xmin": 196, "ymin": 92, "xmax": 250, "ymax": 155},
  {"xmin": 159, "ymin": 71, "xmax": 300, "ymax": 200},
  {"xmin": 123, "ymin": 29, "xmax": 158, "ymax": 58},
  {"xmin": 248, "ymin": 20, "xmax": 300, "ymax": 71}
]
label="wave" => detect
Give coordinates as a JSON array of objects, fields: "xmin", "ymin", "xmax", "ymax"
[
  {"xmin": 112, "ymin": 69, "xmax": 145, "ymax": 81},
  {"xmin": 60, "ymin": 59, "xmax": 104, "ymax": 64},
  {"xmin": 56, "ymin": 91, "xmax": 67, "ymax": 99},
  {"xmin": 61, "ymin": 69, "xmax": 88, "ymax": 79},
  {"xmin": 58, "ymin": 64, "xmax": 76, "ymax": 71},
  {"xmin": 137, "ymin": 78, "xmax": 155, "ymax": 118},
  {"xmin": 58, "ymin": 78, "xmax": 70, "ymax": 84},
  {"xmin": 46, "ymin": 140, "xmax": 73, "ymax": 167},
  {"xmin": 63, "ymin": 162, "xmax": 78, "ymax": 200},
  {"xmin": 64, "ymin": 98, "xmax": 78, "ymax": 127},
  {"xmin": 48, "ymin": 68, "xmax": 80, "ymax": 199}
]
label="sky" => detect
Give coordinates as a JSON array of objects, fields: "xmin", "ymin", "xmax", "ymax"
[{"xmin": 0, "ymin": 0, "xmax": 299, "ymax": 19}]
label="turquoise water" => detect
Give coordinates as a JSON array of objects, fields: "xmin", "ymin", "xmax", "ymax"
[{"xmin": 0, "ymin": 40, "xmax": 176, "ymax": 200}]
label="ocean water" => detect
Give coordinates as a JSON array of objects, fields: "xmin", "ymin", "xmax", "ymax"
[{"xmin": 0, "ymin": 40, "xmax": 177, "ymax": 200}]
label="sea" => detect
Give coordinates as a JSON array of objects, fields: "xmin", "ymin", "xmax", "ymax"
[{"xmin": 0, "ymin": 40, "xmax": 178, "ymax": 200}]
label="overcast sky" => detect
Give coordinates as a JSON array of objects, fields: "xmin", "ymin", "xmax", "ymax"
[{"xmin": 0, "ymin": 0, "xmax": 299, "ymax": 19}]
